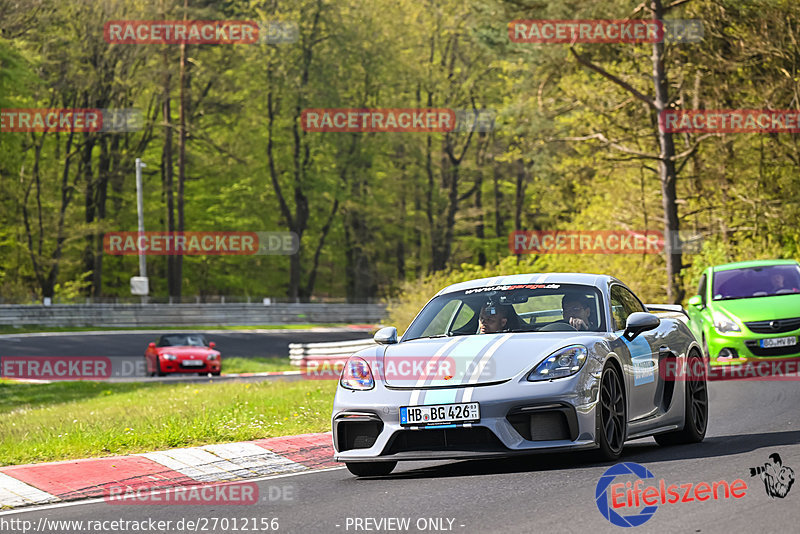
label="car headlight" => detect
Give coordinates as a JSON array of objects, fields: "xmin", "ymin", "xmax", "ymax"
[
  {"xmin": 527, "ymin": 345, "xmax": 588, "ymax": 381},
  {"xmin": 712, "ymin": 311, "xmax": 740, "ymax": 333},
  {"xmin": 162, "ymin": 353, "xmax": 177, "ymax": 361},
  {"xmin": 340, "ymin": 357, "xmax": 374, "ymax": 390},
  {"xmin": 207, "ymin": 354, "xmax": 218, "ymax": 360}
]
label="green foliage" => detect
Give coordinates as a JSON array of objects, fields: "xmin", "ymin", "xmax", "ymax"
[{"xmin": 1, "ymin": 0, "xmax": 799, "ymax": 308}]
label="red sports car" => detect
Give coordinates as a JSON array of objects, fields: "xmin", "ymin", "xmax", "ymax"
[{"xmin": 145, "ymin": 333, "xmax": 221, "ymax": 376}]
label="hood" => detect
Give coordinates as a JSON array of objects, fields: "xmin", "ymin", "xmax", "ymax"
[
  {"xmin": 711, "ymin": 294, "xmax": 800, "ymax": 323},
  {"xmin": 157, "ymin": 346, "xmax": 216, "ymax": 358},
  {"xmin": 380, "ymin": 333, "xmax": 603, "ymax": 387}
]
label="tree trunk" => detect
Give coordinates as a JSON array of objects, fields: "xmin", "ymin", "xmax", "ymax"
[
  {"xmin": 162, "ymin": 47, "xmax": 177, "ymax": 298},
  {"xmin": 175, "ymin": 0, "xmax": 188, "ymax": 299},
  {"xmin": 81, "ymin": 135, "xmax": 97, "ymax": 295},
  {"xmin": 475, "ymin": 170, "xmax": 486, "ymax": 266},
  {"xmin": 92, "ymin": 136, "xmax": 111, "ymax": 297},
  {"xmin": 651, "ymin": 0, "xmax": 683, "ymax": 303}
]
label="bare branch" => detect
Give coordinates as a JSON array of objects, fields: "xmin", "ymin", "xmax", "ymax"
[
  {"xmin": 665, "ymin": 0, "xmax": 693, "ymax": 12},
  {"xmin": 553, "ymin": 132, "xmax": 662, "ymax": 160},
  {"xmin": 569, "ymin": 47, "xmax": 657, "ymax": 110},
  {"xmin": 671, "ymin": 133, "xmax": 722, "ymax": 161}
]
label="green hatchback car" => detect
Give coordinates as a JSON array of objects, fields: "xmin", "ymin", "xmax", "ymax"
[{"xmin": 687, "ymin": 259, "xmax": 800, "ymax": 365}]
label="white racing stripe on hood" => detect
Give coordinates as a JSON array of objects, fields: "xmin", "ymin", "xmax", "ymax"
[
  {"xmin": 460, "ymin": 333, "xmax": 513, "ymax": 403},
  {"xmin": 409, "ymin": 337, "xmax": 461, "ymax": 405}
]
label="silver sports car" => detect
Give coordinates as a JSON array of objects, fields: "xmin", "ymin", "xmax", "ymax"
[{"xmin": 331, "ymin": 273, "xmax": 708, "ymax": 476}]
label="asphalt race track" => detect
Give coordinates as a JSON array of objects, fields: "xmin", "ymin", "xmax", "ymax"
[
  {"xmin": 3, "ymin": 378, "xmax": 799, "ymax": 533},
  {"xmin": 0, "ymin": 329, "xmax": 371, "ymax": 381}
]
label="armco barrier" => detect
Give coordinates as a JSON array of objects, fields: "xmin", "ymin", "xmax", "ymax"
[
  {"xmin": 289, "ymin": 338, "xmax": 377, "ymax": 369},
  {"xmin": 0, "ymin": 303, "xmax": 386, "ymax": 328}
]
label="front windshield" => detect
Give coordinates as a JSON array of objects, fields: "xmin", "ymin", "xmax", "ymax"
[
  {"xmin": 157, "ymin": 334, "xmax": 208, "ymax": 347},
  {"xmin": 403, "ymin": 283, "xmax": 605, "ymax": 341},
  {"xmin": 712, "ymin": 264, "xmax": 800, "ymax": 300}
]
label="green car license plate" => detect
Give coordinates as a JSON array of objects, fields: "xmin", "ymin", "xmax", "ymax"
[{"xmin": 760, "ymin": 336, "xmax": 797, "ymax": 348}]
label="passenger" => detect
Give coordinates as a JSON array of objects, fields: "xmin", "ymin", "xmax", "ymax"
[
  {"xmin": 770, "ymin": 272, "xmax": 786, "ymax": 292},
  {"xmin": 562, "ymin": 294, "xmax": 596, "ymax": 331}
]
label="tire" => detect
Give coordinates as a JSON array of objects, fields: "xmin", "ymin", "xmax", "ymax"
[
  {"xmin": 655, "ymin": 352, "xmax": 708, "ymax": 446},
  {"xmin": 210, "ymin": 371, "xmax": 221, "ymax": 377},
  {"xmin": 156, "ymin": 360, "xmax": 166, "ymax": 377},
  {"xmin": 594, "ymin": 361, "xmax": 626, "ymax": 461},
  {"xmin": 345, "ymin": 461, "xmax": 397, "ymax": 477}
]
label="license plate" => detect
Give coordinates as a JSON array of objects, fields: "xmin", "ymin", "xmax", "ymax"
[
  {"xmin": 760, "ymin": 336, "xmax": 797, "ymax": 348},
  {"xmin": 399, "ymin": 402, "xmax": 479, "ymax": 426},
  {"xmin": 181, "ymin": 360, "xmax": 204, "ymax": 367}
]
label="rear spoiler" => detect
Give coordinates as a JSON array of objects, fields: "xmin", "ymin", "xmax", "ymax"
[{"xmin": 645, "ymin": 304, "xmax": 688, "ymax": 317}]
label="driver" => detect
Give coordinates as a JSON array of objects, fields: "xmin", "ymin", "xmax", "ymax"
[
  {"xmin": 562, "ymin": 293, "xmax": 595, "ymax": 331},
  {"xmin": 478, "ymin": 303, "xmax": 513, "ymax": 334}
]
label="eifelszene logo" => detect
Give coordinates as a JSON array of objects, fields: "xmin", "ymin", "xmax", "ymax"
[
  {"xmin": 595, "ymin": 462, "xmax": 747, "ymax": 527},
  {"xmin": 749, "ymin": 453, "xmax": 795, "ymax": 499}
]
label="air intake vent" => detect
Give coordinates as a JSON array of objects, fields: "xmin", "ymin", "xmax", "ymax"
[
  {"xmin": 336, "ymin": 419, "xmax": 383, "ymax": 452},
  {"xmin": 507, "ymin": 405, "xmax": 578, "ymax": 441},
  {"xmin": 744, "ymin": 340, "xmax": 800, "ymax": 357},
  {"xmin": 384, "ymin": 427, "xmax": 505, "ymax": 454}
]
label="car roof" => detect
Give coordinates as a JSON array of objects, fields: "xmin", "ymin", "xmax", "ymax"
[
  {"xmin": 711, "ymin": 259, "xmax": 799, "ymax": 273},
  {"xmin": 435, "ymin": 272, "xmax": 621, "ymax": 296}
]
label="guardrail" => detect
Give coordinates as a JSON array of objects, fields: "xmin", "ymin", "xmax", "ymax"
[
  {"xmin": 0, "ymin": 303, "xmax": 386, "ymax": 328},
  {"xmin": 289, "ymin": 338, "xmax": 377, "ymax": 368}
]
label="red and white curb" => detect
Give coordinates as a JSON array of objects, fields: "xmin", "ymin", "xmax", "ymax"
[{"xmin": 0, "ymin": 432, "xmax": 336, "ymax": 510}]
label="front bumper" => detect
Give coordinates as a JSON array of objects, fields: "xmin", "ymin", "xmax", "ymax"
[
  {"xmin": 707, "ymin": 328, "xmax": 800, "ymax": 365},
  {"xmin": 331, "ymin": 372, "xmax": 600, "ymax": 462},
  {"xmin": 160, "ymin": 358, "xmax": 220, "ymax": 373}
]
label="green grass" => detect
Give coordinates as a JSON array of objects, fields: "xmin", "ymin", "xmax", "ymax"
[
  {"xmin": 0, "ymin": 324, "xmax": 356, "ymax": 335},
  {"xmin": 0, "ymin": 379, "xmax": 337, "ymax": 466},
  {"xmin": 222, "ymin": 357, "xmax": 296, "ymax": 374}
]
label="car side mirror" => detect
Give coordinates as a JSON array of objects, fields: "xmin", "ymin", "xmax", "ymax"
[
  {"xmin": 148, "ymin": 342, "xmax": 156, "ymax": 349},
  {"xmin": 687, "ymin": 295, "xmax": 704, "ymax": 309},
  {"xmin": 373, "ymin": 326, "xmax": 398, "ymax": 345},
  {"xmin": 209, "ymin": 342, "xmax": 216, "ymax": 349},
  {"xmin": 624, "ymin": 312, "xmax": 660, "ymax": 341}
]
